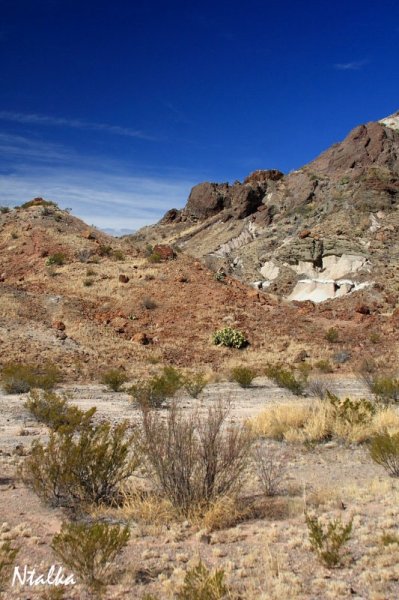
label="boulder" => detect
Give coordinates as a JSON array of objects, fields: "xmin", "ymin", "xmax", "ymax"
[
  {"xmin": 153, "ymin": 244, "xmax": 176, "ymax": 261},
  {"xmin": 132, "ymin": 332, "xmax": 151, "ymax": 345},
  {"xmin": 52, "ymin": 320, "xmax": 66, "ymax": 331},
  {"xmin": 185, "ymin": 182, "xmax": 229, "ymax": 219},
  {"xmin": 119, "ymin": 274, "xmax": 130, "ymax": 283}
]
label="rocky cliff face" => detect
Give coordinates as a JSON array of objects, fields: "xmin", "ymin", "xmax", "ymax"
[{"xmin": 132, "ymin": 112, "xmax": 399, "ymax": 306}]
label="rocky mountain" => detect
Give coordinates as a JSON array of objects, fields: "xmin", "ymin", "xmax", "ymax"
[{"xmin": 133, "ymin": 112, "xmax": 399, "ymax": 306}]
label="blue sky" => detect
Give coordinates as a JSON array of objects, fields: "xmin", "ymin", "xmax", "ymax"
[{"xmin": 0, "ymin": 0, "xmax": 398, "ymax": 233}]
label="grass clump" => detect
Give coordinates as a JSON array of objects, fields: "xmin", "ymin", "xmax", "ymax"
[
  {"xmin": 46, "ymin": 253, "xmax": 66, "ymax": 266},
  {"xmin": 140, "ymin": 401, "xmax": 253, "ymax": 516},
  {"xmin": 20, "ymin": 199, "xmax": 58, "ymax": 209},
  {"xmin": 325, "ymin": 327, "xmax": 339, "ymax": 343},
  {"xmin": 265, "ymin": 364, "xmax": 304, "ymax": 396},
  {"xmin": 1, "ymin": 362, "xmax": 61, "ymax": 394},
  {"xmin": 369, "ymin": 432, "xmax": 399, "ymax": 477},
  {"xmin": 212, "ymin": 327, "xmax": 247, "ymax": 349},
  {"xmin": 306, "ymin": 513, "xmax": 352, "ymax": 568},
  {"xmin": 176, "ymin": 561, "xmax": 228, "ymax": 600},
  {"xmin": 101, "ymin": 369, "xmax": 128, "ymax": 392},
  {"xmin": 315, "ymin": 359, "xmax": 334, "ymax": 373},
  {"xmin": 230, "ymin": 366, "xmax": 256, "ymax": 388},
  {"xmin": 23, "ymin": 420, "xmax": 140, "ymax": 509},
  {"xmin": 183, "ymin": 372, "xmax": 207, "ymax": 398},
  {"xmin": 52, "ymin": 521, "xmax": 129, "ymax": 594},
  {"xmin": 0, "ymin": 206, "xmax": 10, "ymax": 214},
  {"xmin": 25, "ymin": 390, "xmax": 96, "ymax": 432},
  {"xmin": 369, "ymin": 376, "xmax": 399, "ymax": 404},
  {"xmin": 129, "ymin": 366, "xmax": 183, "ymax": 408}
]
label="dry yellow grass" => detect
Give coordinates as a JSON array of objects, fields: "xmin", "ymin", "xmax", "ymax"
[{"xmin": 249, "ymin": 400, "xmax": 399, "ymax": 444}]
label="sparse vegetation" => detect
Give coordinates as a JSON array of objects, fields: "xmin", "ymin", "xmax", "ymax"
[
  {"xmin": 101, "ymin": 369, "xmax": 128, "ymax": 392},
  {"xmin": 23, "ymin": 420, "xmax": 140, "ymax": 509},
  {"xmin": 306, "ymin": 513, "xmax": 353, "ymax": 568},
  {"xmin": 230, "ymin": 366, "xmax": 256, "ymax": 388},
  {"xmin": 176, "ymin": 561, "xmax": 228, "ymax": 600},
  {"xmin": 1, "ymin": 362, "xmax": 61, "ymax": 394},
  {"xmin": 24, "ymin": 390, "xmax": 96, "ymax": 432},
  {"xmin": 52, "ymin": 521, "xmax": 130, "ymax": 594},
  {"xmin": 129, "ymin": 366, "xmax": 183, "ymax": 408},
  {"xmin": 0, "ymin": 206, "xmax": 10, "ymax": 214},
  {"xmin": 148, "ymin": 252, "xmax": 162, "ymax": 263},
  {"xmin": 46, "ymin": 253, "xmax": 66, "ymax": 266},
  {"xmin": 265, "ymin": 364, "xmax": 304, "ymax": 396},
  {"xmin": 183, "ymin": 372, "xmax": 207, "ymax": 398},
  {"xmin": 369, "ymin": 432, "xmax": 399, "ymax": 477},
  {"xmin": 253, "ymin": 443, "xmax": 284, "ymax": 496},
  {"xmin": 314, "ymin": 359, "xmax": 334, "ymax": 373},
  {"xmin": 83, "ymin": 278, "xmax": 94, "ymax": 287},
  {"xmin": 142, "ymin": 296, "xmax": 157, "ymax": 310},
  {"xmin": 20, "ymin": 199, "xmax": 58, "ymax": 209},
  {"xmin": 212, "ymin": 327, "xmax": 248, "ymax": 349},
  {"xmin": 0, "ymin": 541, "xmax": 19, "ymax": 592},
  {"xmin": 140, "ymin": 401, "xmax": 253, "ymax": 515},
  {"xmin": 325, "ymin": 327, "xmax": 339, "ymax": 343},
  {"xmin": 112, "ymin": 249, "xmax": 125, "ymax": 261}
]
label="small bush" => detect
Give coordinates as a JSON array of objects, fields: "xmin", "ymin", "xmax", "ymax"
[
  {"xmin": 327, "ymin": 391, "xmax": 376, "ymax": 426},
  {"xmin": 176, "ymin": 561, "xmax": 228, "ymax": 600},
  {"xmin": 369, "ymin": 432, "xmax": 399, "ymax": 477},
  {"xmin": 325, "ymin": 328, "xmax": 339, "ymax": 343},
  {"xmin": 98, "ymin": 245, "xmax": 112, "ymax": 257},
  {"xmin": 140, "ymin": 402, "xmax": 253, "ymax": 515},
  {"xmin": 101, "ymin": 369, "xmax": 128, "ymax": 392},
  {"xmin": 23, "ymin": 420, "xmax": 140, "ymax": 509},
  {"xmin": 148, "ymin": 252, "xmax": 161, "ymax": 263},
  {"xmin": 142, "ymin": 297, "xmax": 157, "ymax": 310},
  {"xmin": 230, "ymin": 366, "xmax": 255, "ymax": 388},
  {"xmin": 315, "ymin": 360, "xmax": 334, "ymax": 373},
  {"xmin": 112, "ymin": 249, "xmax": 125, "ymax": 261},
  {"xmin": 1, "ymin": 362, "xmax": 61, "ymax": 394},
  {"xmin": 370, "ymin": 376, "xmax": 399, "ymax": 404},
  {"xmin": 0, "ymin": 206, "xmax": 10, "ymax": 214},
  {"xmin": 306, "ymin": 513, "xmax": 353, "ymax": 568},
  {"xmin": 25, "ymin": 390, "xmax": 96, "ymax": 432},
  {"xmin": 306, "ymin": 377, "xmax": 332, "ymax": 401},
  {"xmin": 265, "ymin": 364, "xmax": 304, "ymax": 396},
  {"xmin": 21, "ymin": 199, "xmax": 58, "ymax": 209},
  {"xmin": 0, "ymin": 541, "xmax": 19, "ymax": 592},
  {"xmin": 83, "ymin": 278, "xmax": 94, "ymax": 287},
  {"xmin": 52, "ymin": 521, "xmax": 129, "ymax": 593},
  {"xmin": 183, "ymin": 372, "xmax": 207, "ymax": 398},
  {"xmin": 46, "ymin": 253, "xmax": 66, "ymax": 266},
  {"xmin": 129, "ymin": 366, "xmax": 183, "ymax": 408},
  {"xmin": 253, "ymin": 443, "xmax": 284, "ymax": 496},
  {"xmin": 381, "ymin": 532, "xmax": 399, "ymax": 546},
  {"xmin": 212, "ymin": 327, "xmax": 247, "ymax": 349}
]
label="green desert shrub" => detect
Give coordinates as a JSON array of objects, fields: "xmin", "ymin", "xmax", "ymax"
[
  {"xmin": 183, "ymin": 372, "xmax": 207, "ymax": 398},
  {"xmin": 129, "ymin": 366, "xmax": 183, "ymax": 408},
  {"xmin": 24, "ymin": 390, "xmax": 96, "ymax": 432},
  {"xmin": 112, "ymin": 249, "xmax": 125, "ymax": 261},
  {"xmin": 306, "ymin": 513, "xmax": 353, "ymax": 568},
  {"xmin": 327, "ymin": 391, "xmax": 376, "ymax": 427},
  {"xmin": 0, "ymin": 206, "xmax": 10, "ymax": 214},
  {"xmin": 46, "ymin": 253, "xmax": 66, "ymax": 266},
  {"xmin": 52, "ymin": 521, "xmax": 129, "ymax": 594},
  {"xmin": 265, "ymin": 364, "xmax": 304, "ymax": 396},
  {"xmin": 0, "ymin": 541, "xmax": 19, "ymax": 592},
  {"xmin": 315, "ymin": 360, "xmax": 334, "ymax": 373},
  {"xmin": 98, "ymin": 244, "xmax": 112, "ymax": 257},
  {"xmin": 140, "ymin": 401, "xmax": 253, "ymax": 516},
  {"xmin": 23, "ymin": 420, "xmax": 140, "ymax": 509},
  {"xmin": 369, "ymin": 432, "xmax": 399, "ymax": 477},
  {"xmin": 176, "ymin": 561, "xmax": 228, "ymax": 600},
  {"xmin": 325, "ymin": 327, "xmax": 339, "ymax": 343},
  {"xmin": 212, "ymin": 327, "xmax": 247, "ymax": 349},
  {"xmin": 101, "ymin": 369, "xmax": 128, "ymax": 392},
  {"xmin": 370, "ymin": 376, "xmax": 399, "ymax": 404},
  {"xmin": 148, "ymin": 252, "xmax": 162, "ymax": 263},
  {"xmin": 1, "ymin": 362, "xmax": 61, "ymax": 394},
  {"xmin": 21, "ymin": 199, "xmax": 58, "ymax": 209},
  {"xmin": 230, "ymin": 366, "xmax": 256, "ymax": 388}
]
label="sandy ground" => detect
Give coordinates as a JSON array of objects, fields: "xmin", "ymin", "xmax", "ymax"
[{"xmin": 1, "ymin": 377, "xmax": 398, "ymax": 599}]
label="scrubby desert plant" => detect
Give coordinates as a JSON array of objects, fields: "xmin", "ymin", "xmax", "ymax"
[
  {"xmin": 1, "ymin": 362, "xmax": 61, "ymax": 394},
  {"xmin": 325, "ymin": 327, "xmax": 339, "ymax": 343},
  {"xmin": 25, "ymin": 390, "xmax": 96, "ymax": 432},
  {"xmin": 140, "ymin": 402, "xmax": 253, "ymax": 515},
  {"xmin": 183, "ymin": 372, "xmax": 207, "ymax": 398},
  {"xmin": 0, "ymin": 541, "xmax": 19, "ymax": 592},
  {"xmin": 176, "ymin": 561, "xmax": 228, "ymax": 600},
  {"xmin": 52, "ymin": 521, "xmax": 129, "ymax": 594},
  {"xmin": 142, "ymin": 297, "xmax": 157, "ymax": 310},
  {"xmin": 305, "ymin": 513, "xmax": 353, "ymax": 568},
  {"xmin": 101, "ymin": 369, "xmax": 128, "ymax": 392},
  {"xmin": 369, "ymin": 432, "xmax": 399, "ymax": 477},
  {"xmin": 148, "ymin": 252, "xmax": 162, "ymax": 263},
  {"xmin": 314, "ymin": 359, "xmax": 334, "ymax": 373},
  {"xmin": 129, "ymin": 366, "xmax": 183, "ymax": 408},
  {"xmin": 212, "ymin": 327, "xmax": 247, "ymax": 349},
  {"xmin": 23, "ymin": 420, "xmax": 140, "ymax": 509},
  {"xmin": 0, "ymin": 206, "xmax": 10, "ymax": 214},
  {"xmin": 112, "ymin": 249, "xmax": 124, "ymax": 261},
  {"xmin": 369, "ymin": 376, "xmax": 399, "ymax": 404},
  {"xmin": 327, "ymin": 392, "xmax": 376, "ymax": 426},
  {"xmin": 230, "ymin": 366, "xmax": 255, "ymax": 388},
  {"xmin": 265, "ymin": 364, "xmax": 304, "ymax": 396},
  {"xmin": 46, "ymin": 253, "xmax": 66, "ymax": 266},
  {"xmin": 306, "ymin": 377, "xmax": 332, "ymax": 401},
  {"xmin": 21, "ymin": 199, "xmax": 58, "ymax": 209},
  {"xmin": 253, "ymin": 443, "xmax": 284, "ymax": 496}
]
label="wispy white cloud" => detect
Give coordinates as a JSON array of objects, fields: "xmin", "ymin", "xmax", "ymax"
[
  {"xmin": 0, "ymin": 110, "xmax": 157, "ymax": 140},
  {"xmin": 334, "ymin": 59, "xmax": 368, "ymax": 71}
]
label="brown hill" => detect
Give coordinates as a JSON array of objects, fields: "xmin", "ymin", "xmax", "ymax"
[{"xmin": 0, "ymin": 196, "xmax": 398, "ymax": 381}]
